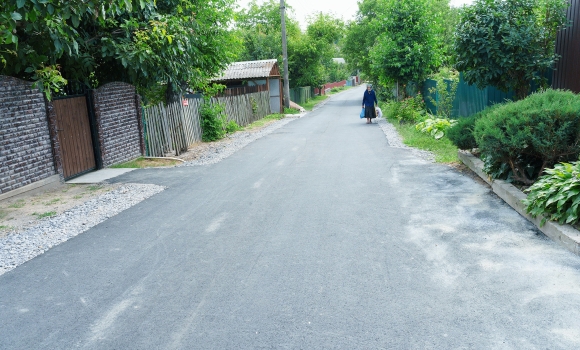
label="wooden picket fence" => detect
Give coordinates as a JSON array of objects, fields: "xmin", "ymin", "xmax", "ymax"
[{"xmin": 142, "ymin": 91, "xmax": 271, "ymax": 157}]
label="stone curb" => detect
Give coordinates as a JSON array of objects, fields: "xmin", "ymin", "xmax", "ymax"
[{"xmin": 458, "ymin": 151, "xmax": 580, "ymax": 256}]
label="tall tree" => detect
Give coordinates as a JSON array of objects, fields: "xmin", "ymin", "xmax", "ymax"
[
  {"xmin": 454, "ymin": 0, "xmax": 568, "ymax": 100},
  {"xmin": 370, "ymin": 0, "xmax": 439, "ymax": 95},
  {"xmin": 343, "ymin": 0, "xmax": 450, "ymax": 91},
  {"xmin": 342, "ymin": 0, "xmax": 382, "ymax": 83},
  {"xmin": 289, "ymin": 12, "xmax": 344, "ymax": 87},
  {"xmin": 234, "ymin": 0, "xmax": 301, "ymax": 62}
]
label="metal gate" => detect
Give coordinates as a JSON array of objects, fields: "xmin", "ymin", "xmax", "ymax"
[{"xmin": 53, "ymin": 96, "xmax": 97, "ymax": 179}]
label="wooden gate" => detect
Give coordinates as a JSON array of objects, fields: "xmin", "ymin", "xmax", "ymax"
[{"xmin": 53, "ymin": 96, "xmax": 97, "ymax": 179}]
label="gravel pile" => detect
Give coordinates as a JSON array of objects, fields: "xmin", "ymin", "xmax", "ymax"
[
  {"xmin": 377, "ymin": 117, "xmax": 435, "ymax": 162},
  {"xmin": 180, "ymin": 116, "xmax": 301, "ymax": 166},
  {"xmin": 0, "ymin": 183, "xmax": 165, "ymax": 275}
]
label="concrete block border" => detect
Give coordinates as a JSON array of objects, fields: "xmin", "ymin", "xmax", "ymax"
[{"xmin": 458, "ymin": 151, "xmax": 580, "ymax": 256}]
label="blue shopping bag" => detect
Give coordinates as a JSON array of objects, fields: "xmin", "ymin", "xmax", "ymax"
[{"xmin": 359, "ymin": 108, "xmax": 365, "ymax": 118}]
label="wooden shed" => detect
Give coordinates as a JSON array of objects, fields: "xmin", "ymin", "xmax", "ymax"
[{"xmin": 212, "ymin": 59, "xmax": 283, "ymax": 113}]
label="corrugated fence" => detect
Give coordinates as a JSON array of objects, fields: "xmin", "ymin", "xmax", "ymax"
[
  {"xmin": 553, "ymin": 0, "xmax": 580, "ymax": 93},
  {"xmin": 289, "ymin": 87, "xmax": 313, "ymax": 105},
  {"xmin": 142, "ymin": 91, "xmax": 271, "ymax": 157},
  {"xmin": 421, "ymin": 72, "xmax": 553, "ymax": 118}
]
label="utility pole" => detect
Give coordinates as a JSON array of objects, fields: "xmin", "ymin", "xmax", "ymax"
[{"xmin": 280, "ymin": 0, "xmax": 290, "ymax": 108}]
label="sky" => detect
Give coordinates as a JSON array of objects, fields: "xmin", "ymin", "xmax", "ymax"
[{"xmin": 236, "ymin": 0, "xmax": 475, "ymax": 28}]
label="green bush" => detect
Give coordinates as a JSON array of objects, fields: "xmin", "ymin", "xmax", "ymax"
[
  {"xmin": 446, "ymin": 108, "xmax": 492, "ymax": 150},
  {"xmin": 225, "ymin": 120, "xmax": 241, "ymax": 133},
  {"xmin": 201, "ymin": 102, "xmax": 227, "ymax": 142},
  {"xmin": 523, "ymin": 161, "xmax": 580, "ymax": 226},
  {"xmin": 388, "ymin": 94, "xmax": 426, "ymax": 123},
  {"xmin": 473, "ymin": 89, "xmax": 580, "ymax": 184},
  {"xmin": 415, "ymin": 117, "xmax": 458, "ymax": 140}
]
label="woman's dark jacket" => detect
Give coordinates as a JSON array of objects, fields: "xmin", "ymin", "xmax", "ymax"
[{"xmin": 362, "ymin": 90, "xmax": 378, "ymax": 108}]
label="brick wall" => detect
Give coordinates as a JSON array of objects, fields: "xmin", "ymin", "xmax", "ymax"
[
  {"xmin": 92, "ymin": 82, "xmax": 143, "ymax": 167},
  {"xmin": 0, "ymin": 76, "xmax": 55, "ymax": 194}
]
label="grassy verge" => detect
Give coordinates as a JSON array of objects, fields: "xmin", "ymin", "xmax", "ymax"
[
  {"xmin": 284, "ymin": 107, "xmax": 300, "ymax": 114},
  {"xmin": 302, "ymin": 95, "xmax": 329, "ymax": 111},
  {"xmin": 110, "ymin": 157, "xmax": 180, "ymax": 168},
  {"xmin": 385, "ymin": 115, "xmax": 459, "ymax": 163},
  {"xmin": 244, "ymin": 113, "xmax": 286, "ymax": 130},
  {"xmin": 329, "ymin": 86, "xmax": 352, "ymax": 94}
]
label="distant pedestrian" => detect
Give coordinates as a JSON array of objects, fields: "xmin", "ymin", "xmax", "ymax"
[{"xmin": 362, "ymin": 84, "xmax": 378, "ymax": 124}]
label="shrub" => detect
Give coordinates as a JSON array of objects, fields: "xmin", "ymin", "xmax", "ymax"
[
  {"xmin": 225, "ymin": 120, "xmax": 241, "ymax": 133},
  {"xmin": 415, "ymin": 117, "xmax": 458, "ymax": 140},
  {"xmin": 446, "ymin": 108, "xmax": 492, "ymax": 150},
  {"xmin": 427, "ymin": 70, "xmax": 459, "ymax": 118},
  {"xmin": 201, "ymin": 102, "xmax": 227, "ymax": 142},
  {"xmin": 473, "ymin": 89, "xmax": 580, "ymax": 184},
  {"xmin": 388, "ymin": 94, "xmax": 426, "ymax": 123},
  {"xmin": 523, "ymin": 161, "xmax": 580, "ymax": 226}
]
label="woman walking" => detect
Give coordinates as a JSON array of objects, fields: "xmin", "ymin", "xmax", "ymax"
[{"xmin": 362, "ymin": 84, "xmax": 378, "ymax": 124}]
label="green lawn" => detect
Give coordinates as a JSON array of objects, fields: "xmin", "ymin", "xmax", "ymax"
[
  {"xmin": 302, "ymin": 95, "xmax": 329, "ymax": 111},
  {"xmin": 110, "ymin": 157, "xmax": 180, "ymax": 168},
  {"xmin": 244, "ymin": 113, "xmax": 286, "ymax": 130},
  {"xmin": 386, "ymin": 116, "xmax": 459, "ymax": 163},
  {"xmin": 329, "ymin": 86, "xmax": 352, "ymax": 94}
]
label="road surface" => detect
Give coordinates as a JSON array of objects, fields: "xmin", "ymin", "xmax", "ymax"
[{"xmin": 2, "ymin": 86, "xmax": 580, "ymax": 349}]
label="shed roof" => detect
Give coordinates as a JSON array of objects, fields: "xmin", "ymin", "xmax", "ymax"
[{"xmin": 213, "ymin": 59, "xmax": 280, "ymax": 81}]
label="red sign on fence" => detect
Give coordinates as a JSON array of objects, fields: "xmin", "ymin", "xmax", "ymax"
[{"xmin": 182, "ymin": 99, "xmax": 189, "ymax": 106}]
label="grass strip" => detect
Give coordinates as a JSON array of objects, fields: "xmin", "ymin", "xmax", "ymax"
[
  {"xmin": 302, "ymin": 95, "xmax": 329, "ymax": 111},
  {"xmin": 386, "ymin": 116, "xmax": 459, "ymax": 163},
  {"xmin": 110, "ymin": 157, "xmax": 180, "ymax": 168},
  {"xmin": 244, "ymin": 113, "xmax": 286, "ymax": 130}
]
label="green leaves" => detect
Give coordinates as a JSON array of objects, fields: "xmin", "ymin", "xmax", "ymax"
[
  {"xmin": 415, "ymin": 117, "xmax": 458, "ymax": 140},
  {"xmin": 344, "ymin": 0, "xmax": 452, "ymax": 88},
  {"xmin": 524, "ymin": 161, "xmax": 580, "ymax": 226},
  {"xmin": 454, "ymin": 0, "xmax": 569, "ymax": 100},
  {"xmin": 2, "ymin": 0, "xmax": 239, "ymax": 100},
  {"xmin": 474, "ymin": 89, "xmax": 580, "ymax": 184}
]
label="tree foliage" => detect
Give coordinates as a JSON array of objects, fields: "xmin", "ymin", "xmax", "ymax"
[
  {"xmin": 454, "ymin": 0, "xmax": 569, "ymax": 100},
  {"xmin": 343, "ymin": 0, "xmax": 381, "ymax": 82},
  {"xmin": 370, "ymin": 0, "xmax": 439, "ymax": 91},
  {"xmin": 235, "ymin": 2, "xmax": 345, "ymax": 88},
  {"xmin": 343, "ymin": 0, "xmax": 455, "ymax": 96},
  {"xmin": 235, "ymin": 0, "xmax": 301, "ymax": 62},
  {"xmin": 289, "ymin": 12, "xmax": 344, "ymax": 87},
  {"xmin": 1, "ymin": 0, "xmax": 239, "ymax": 99}
]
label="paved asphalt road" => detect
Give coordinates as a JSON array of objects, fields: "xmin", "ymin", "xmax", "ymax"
[{"xmin": 2, "ymin": 86, "xmax": 580, "ymax": 349}]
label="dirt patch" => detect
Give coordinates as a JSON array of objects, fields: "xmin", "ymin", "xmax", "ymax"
[{"xmin": 0, "ymin": 183, "xmax": 120, "ymax": 238}]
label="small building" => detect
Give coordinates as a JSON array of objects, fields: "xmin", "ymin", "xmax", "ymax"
[{"xmin": 212, "ymin": 59, "xmax": 283, "ymax": 113}]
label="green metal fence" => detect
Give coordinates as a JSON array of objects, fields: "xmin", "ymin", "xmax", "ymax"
[
  {"xmin": 421, "ymin": 72, "xmax": 550, "ymax": 118},
  {"xmin": 289, "ymin": 86, "xmax": 313, "ymax": 105}
]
